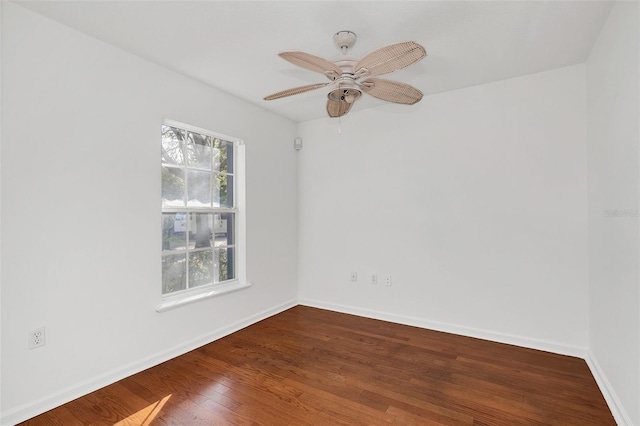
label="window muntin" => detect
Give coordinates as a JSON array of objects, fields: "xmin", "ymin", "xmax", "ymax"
[{"xmin": 161, "ymin": 123, "xmax": 238, "ymax": 296}]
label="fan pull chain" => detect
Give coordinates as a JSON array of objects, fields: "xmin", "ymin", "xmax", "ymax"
[{"xmin": 338, "ymin": 114, "xmax": 342, "ymax": 134}]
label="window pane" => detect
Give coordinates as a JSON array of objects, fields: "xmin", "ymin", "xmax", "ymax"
[
  {"xmin": 161, "ymin": 125, "xmax": 185, "ymax": 165},
  {"xmin": 161, "ymin": 123, "xmax": 241, "ymax": 296},
  {"xmin": 187, "ymin": 170, "xmax": 212, "ymax": 207},
  {"xmin": 189, "ymin": 250, "xmax": 214, "ymax": 288},
  {"xmin": 186, "ymin": 131, "xmax": 212, "ymax": 170},
  {"xmin": 214, "ymin": 213, "xmax": 234, "ymax": 247},
  {"xmin": 162, "ymin": 167, "xmax": 185, "ymax": 206},
  {"xmin": 162, "ymin": 253, "xmax": 187, "ymax": 294},
  {"xmin": 214, "ymin": 174, "xmax": 233, "ymax": 208},
  {"xmin": 162, "ymin": 213, "xmax": 187, "ymax": 251},
  {"xmin": 213, "ymin": 139, "xmax": 234, "ymax": 174},
  {"xmin": 192, "ymin": 213, "xmax": 213, "ymax": 249},
  {"xmin": 215, "ymin": 247, "xmax": 235, "ymax": 282}
]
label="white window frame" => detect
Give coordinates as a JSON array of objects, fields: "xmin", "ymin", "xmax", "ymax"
[{"xmin": 157, "ymin": 119, "xmax": 249, "ymax": 312}]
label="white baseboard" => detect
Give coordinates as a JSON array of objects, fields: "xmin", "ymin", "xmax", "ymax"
[
  {"xmin": 586, "ymin": 351, "xmax": 634, "ymax": 426},
  {"xmin": 0, "ymin": 299, "xmax": 297, "ymax": 426},
  {"xmin": 300, "ymin": 299, "xmax": 640, "ymax": 423},
  {"xmin": 6, "ymin": 300, "xmax": 629, "ymax": 426},
  {"xmin": 298, "ymin": 298, "xmax": 587, "ymax": 358}
]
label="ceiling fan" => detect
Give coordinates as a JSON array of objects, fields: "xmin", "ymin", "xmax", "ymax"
[{"xmin": 264, "ymin": 31, "xmax": 427, "ymax": 118}]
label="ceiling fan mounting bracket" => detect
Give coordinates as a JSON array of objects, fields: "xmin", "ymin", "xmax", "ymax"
[{"xmin": 333, "ymin": 31, "xmax": 357, "ymax": 54}]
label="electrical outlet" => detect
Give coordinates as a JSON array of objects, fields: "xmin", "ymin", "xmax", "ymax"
[
  {"xmin": 29, "ymin": 327, "xmax": 46, "ymax": 349},
  {"xmin": 385, "ymin": 275, "xmax": 392, "ymax": 286},
  {"xmin": 370, "ymin": 274, "xmax": 378, "ymax": 284},
  {"xmin": 350, "ymin": 272, "xmax": 358, "ymax": 282}
]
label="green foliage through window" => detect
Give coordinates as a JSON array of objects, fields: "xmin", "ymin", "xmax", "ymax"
[{"xmin": 161, "ymin": 123, "xmax": 237, "ymax": 295}]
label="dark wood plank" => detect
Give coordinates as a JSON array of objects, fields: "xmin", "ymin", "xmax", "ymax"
[{"xmin": 18, "ymin": 306, "xmax": 616, "ymax": 425}]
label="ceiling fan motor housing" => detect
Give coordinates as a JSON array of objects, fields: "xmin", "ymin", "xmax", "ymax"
[{"xmin": 328, "ymin": 72, "xmax": 363, "ymax": 104}]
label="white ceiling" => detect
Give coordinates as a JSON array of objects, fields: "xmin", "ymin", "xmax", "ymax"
[{"xmin": 15, "ymin": 1, "xmax": 613, "ymax": 123}]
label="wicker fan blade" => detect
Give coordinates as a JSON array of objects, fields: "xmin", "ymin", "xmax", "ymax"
[
  {"xmin": 355, "ymin": 42, "xmax": 426, "ymax": 78},
  {"xmin": 326, "ymin": 99, "xmax": 353, "ymax": 118},
  {"xmin": 264, "ymin": 82, "xmax": 330, "ymax": 101},
  {"xmin": 360, "ymin": 78, "xmax": 423, "ymax": 105},
  {"xmin": 279, "ymin": 52, "xmax": 342, "ymax": 80}
]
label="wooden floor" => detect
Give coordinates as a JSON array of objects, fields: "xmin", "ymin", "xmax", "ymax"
[{"xmin": 20, "ymin": 306, "xmax": 615, "ymax": 425}]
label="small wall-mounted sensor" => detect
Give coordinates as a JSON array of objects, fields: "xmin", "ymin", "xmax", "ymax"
[{"xmin": 294, "ymin": 138, "xmax": 302, "ymax": 150}]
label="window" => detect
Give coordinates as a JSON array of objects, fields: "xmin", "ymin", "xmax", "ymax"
[{"xmin": 160, "ymin": 120, "xmax": 247, "ymax": 308}]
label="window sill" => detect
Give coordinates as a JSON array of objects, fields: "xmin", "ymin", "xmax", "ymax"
[{"xmin": 156, "ymin": 281, "xmax": 252, "ymax": 313}]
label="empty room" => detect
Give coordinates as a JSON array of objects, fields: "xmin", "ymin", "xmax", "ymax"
[{"xmin": 1, "ymin": 1, "xmax": 638, "ymax": 425}]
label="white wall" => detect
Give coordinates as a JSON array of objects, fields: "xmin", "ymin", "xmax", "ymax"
[
  {"xmin": 3, "ymin": 1, "xmax": 638, "ymax": 424},
  {"xmin": 298, "ymin": 64, "xmax": 588, "ymax": 355},
  {"xmin": 0, "ymin": 1, "xmax": 4, "ymax": 420},
  {"xmin": 0, "ymin": 3, "xmax": 298, "ymax": 424},
  {"xmin": 586, "ymin": 2, "xmax": 640, "ymax": 425}
]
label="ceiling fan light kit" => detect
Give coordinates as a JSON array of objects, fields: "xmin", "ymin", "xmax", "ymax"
[{"xmin": 264, "ymin": 31, "xmax": 426, "ymax": 118}]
